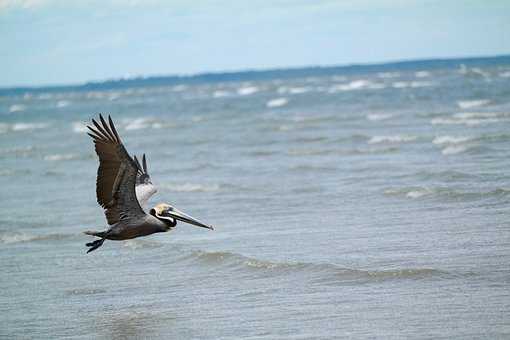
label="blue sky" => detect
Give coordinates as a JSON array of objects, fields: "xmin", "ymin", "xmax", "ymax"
[{"xmin": 1, "ymin": 0, "xmax": 509, "ymax": 87}]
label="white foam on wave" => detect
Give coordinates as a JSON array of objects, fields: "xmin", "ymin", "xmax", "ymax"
[
  {"xmin": 124, "ymin": 117, "xmax": 165, "ymax": 131},
  {"xmin": 431, "ymin": 112, "xmax": 505, "ymax": 126},
  {"xmin": 278, "ymin": 86, "xmax": 310, "ymax": 95},
  {"xmin": 499, "ymin": 71, "xmax": 510, "ymax": 78},
  {"xmin": 368, "ymin": 135, "xmax": 417, "ymax": 144},
  {"xmin": 0, "ymin": 232, "xmax": 35, "ymax": 244},
  {"xmin": 377, "ymin": 72, "xmax": 400, "ymax": 79},
  {"xmin": 457, "ymin": 99, "xmax": 490, "ymax": 109},
  {"xmin": 329, "ymin": 80, "xmax": 386, "ymax": 92},
  {"xmin": 11, "ymin": 122, "xmax": 48, "ymax": 131},
  {"xmin": 384, "ymin": 187, "xmax": 432, "ymax": 199},
  {"xmin": 432, "ymin": 136, "xmax": 472, "ymax": 145},
  {"xmin": 44, "ymin": 153, "xmax": 78, "ymax": 161},
  {"xmin": 366, "ymin": 113, "xmax": 393, "ymax": 121},
  {"xmin": 9, "ymin": 104, "xmax": 25, "ymax": 113},
  {"xmin": 56, "ymin": 100, "xmax": 70, "ymax": 108},
  {"xmin": 415, "ymin": 71, "xmax": 430, "ymax": 78},
  {"xmin": 72, "ymin": 122, "xmax": 88, "ymax": 133},
  {"xmin": 406, "ymin": 189, "xmax": 432, "ymax": 199},
  {"xmin": 392, "ymin": 81, "xmax": 434, "ymax": 88},
  {"xmin": 266, "ymin": 97, "xmax": 288, "ymax": 108},
  {"xmin": 161, "ymin": 183, "xmax": 220, "ymax": 192},
  {"xmin": 237, "ymin": 86, "xmax": 259, "ymax": 96},
  {"xmin": 441, "ymin": 145, "xmax": 470, "ymax": 155},
  {"xmin": 212, "ymin": 90, "xmax": 231, "ymax": 98}
]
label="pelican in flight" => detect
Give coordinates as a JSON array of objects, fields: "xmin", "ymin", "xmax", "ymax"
[{"xmin": 84, "ymin": 114, "xmax": 213, "ymax": 253}]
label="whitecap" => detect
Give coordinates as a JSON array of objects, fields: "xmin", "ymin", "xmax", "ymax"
[
  {"xmin": 457, "ymin": 99, "xmax": 490, "ymax": 109},
  {"xmin": 237, "ymin": 86, "xmax": 259, "ymax": 96},
  {"xmin": 366, "ymin": 113, "xmax": 393, "ymax": 121},
  {"xmin": 288, "ymin": 87, "xmax": 310, "ymax": 94},
  {"xmin": 329, "ymin": 79, "xmax": 384, "ymax": 92},
  {"xmin": 377, "ymin": 72, "xmax": 400, "ymax": 78},
  {"xmin": 392, "ymin": 81, "xmax": 433, "ymax": 88},
  {"xmin": 415, "ymin": 71, "xmax": 430, "ymax": 78},
  {"xmin": 432, "ymin": 136, "xmax": 471, "ymax": 145},
  {"xmin": 11, "ymin": 122, "xmax": 48, "ymax": 131},
  {"xmin": 212, "ymin": 90, "xmax": 230, "ymax": 98},
  {"xmin": 172, "ymin": 85, "xmax": 187, "ymax": 92},
  {"xmin": 9, "ymin": 104, "xmax": 25, "ymax": 113},
  {"xmin": 72, "ymin": 122, "xmax": 88, "ymax": 133},
  {"xmin": 499, "ymin": 71, "xmax": 510, "ymax": 78},
  {"xmin": 368, "ymin": 135, "xmax": 417, "ymax": 144},
  {"xmin": 124, "ymin": 118, "xmax": 155, "ymax": 131},
  {"xmin": 441, "ymin": 145, "xmax": 470, "ymax": 155},
  {"xmin": 44, "ymin": 154, "xmax": 77, "ymax": 161},
  {"xmin": 406, "ymin": 189, "xmax": 432, "ymax": 199},
  {"xmin": 161, "ymin": 183, "xmax": 220, "ymax": 192},
  {"xmin": 431, "ymin": 115, "xmax": 501, "ymax": 126},
  {"xmin": 56, "ymin": 100, "xmax": 70, "ymax": 108},
  {"xmin": 266, "ymin": 97, "xmax": 288, "ymax": 108}
]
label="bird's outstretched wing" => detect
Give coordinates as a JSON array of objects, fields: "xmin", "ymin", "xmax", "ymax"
[
  {"xmin": 133, "ymin": 154, "xmax": 157, "ymax": 209},
  {"xmin": 87, "ymin": 114, "xmax": 146, "ymax": 225}
]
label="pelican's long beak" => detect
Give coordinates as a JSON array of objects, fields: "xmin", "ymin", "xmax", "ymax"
[{"xmin": 164, "ymin": 208, "xmax": 214, "ymax": 230}]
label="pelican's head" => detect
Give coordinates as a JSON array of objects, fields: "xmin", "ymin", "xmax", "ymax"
[{"xmin": 150, "ymin": 203, "xmax": 214, "ymax": 231}]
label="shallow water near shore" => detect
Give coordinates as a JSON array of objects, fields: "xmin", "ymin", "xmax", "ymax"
[{"xmin": 1, "ymin": 58, "xmax": 510, "ymax": 339}]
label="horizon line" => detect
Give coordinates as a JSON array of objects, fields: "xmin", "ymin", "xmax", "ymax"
[{"xmin": 3, "ymin": 53, "xmax": 510, "ymax": 92}]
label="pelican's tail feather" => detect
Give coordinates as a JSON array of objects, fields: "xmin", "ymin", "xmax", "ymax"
[{"xmin": 84, "ymin": 230, "xmax": 106, "ymax": 238}]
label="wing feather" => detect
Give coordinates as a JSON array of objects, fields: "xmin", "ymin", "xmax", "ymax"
[{"xmin": 87, "ymin": 114, "xmax": 146, "ymax": 225}]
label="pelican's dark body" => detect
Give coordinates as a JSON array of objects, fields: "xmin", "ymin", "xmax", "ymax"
[{"xmin": 95, "ymin": 215, "xmax": 175, "ymax": 241}]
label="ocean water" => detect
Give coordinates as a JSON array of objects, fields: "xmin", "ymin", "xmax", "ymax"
[{"xmin": 1, "ymin": 57, "xmax": 510, "ymax": 339}]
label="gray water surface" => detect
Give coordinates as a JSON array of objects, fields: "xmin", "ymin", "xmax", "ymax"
[{"xmin": 1, "ymin": 59, "xmax": 510, "ymax": 339}]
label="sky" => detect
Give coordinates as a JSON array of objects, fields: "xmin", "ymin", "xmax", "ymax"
[{"xmin": 1, "ymin": 0, "xmax": 509, "ymax": 87}]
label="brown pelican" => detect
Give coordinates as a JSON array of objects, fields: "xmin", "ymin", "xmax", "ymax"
[{"xmin": 84, "ymin": 114, "xmax": 213, "ymax": 253}]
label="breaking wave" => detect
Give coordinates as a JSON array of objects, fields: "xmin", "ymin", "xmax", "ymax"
[
  {"xmin": 237, "ymin": 86, "xmax": 259, "ymax": 96},
  {"xmin": 183, "ymin": 250, "xmax": 450, "ymax": 283},
  {"xmin": 368, "ymin": 135, "xmax": 417, "ymax": 144},
  {"xmin": 266, "ymin": 97, "xmax": 288, "ymax": 108},
  {"xmin": 457, "ymin": 99, "xmax": 490, "ymax": 109},
  {"xmin": 328, "ymin": 80, "xmax": 386, "ymax": 92},
  {"xmin": 366, "ymin": 113, "xmax": 393, "ymax": 121},
  {"xmin": 0, "ymin": 232, "xmax": 71, "ymax": 244},
  {"xmin": 160, "ymin": 183, "xmax": 221, "ymax": 193},
  {"xmin": 384, "ymin": 186, "xmax": 510, "ymax": 201}
]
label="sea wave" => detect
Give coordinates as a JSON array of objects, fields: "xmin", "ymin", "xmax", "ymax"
[
  {"xmin": 160, "ymin": 183, "xmax": 221, "ymax": 193},
  {"xmin": 415, "ymin": 71, "xmax": 430, "ymax": 78},
  {"xmin": 237, "ymin": 86, "xmax": 259, "ymax": 96},
  {"xmin": 432, "ymin": 136, "xmax": 472, "ymax": 145},
  {"xmin": 457, "ymin": 99, "xmax": 490, "ymax": 109},
  {"xmin": 366, "ymin": 113, "xmax": 393, "ymax": 121},
  {"xmin": 56, "ymin": 100, "xmax": 71, "ymax": 108},
  {"xmin": 72, "ymin": 121, "xmax": 88, "ymax": 133},
  {"xmin": 328, "ymin": 80, "xmax": 386, "ymax": 92},
  {"xmin": 184, "ymin": 250, "xmax": 450, "ymax": 283},
  {"xmin": 392, "ymin": 81, "xmax": 434, "ymax": 88},
  {"xmin": 368, "ymin": 135, "xmax": 417, "ymax": 144},
  {"xmin": 8, "ymin": 104, "xmax": 26, "ymax": 113},
  {"xmin": 384, "ymin": 186, "xmax": 510, "ymax": 201},
  {"xmin": 266, "ymin": 97, "xmax": 288, "ymax": 108},
  {"xmin": 0, "ymin": 122, "xmax": 47, "ymax": 135},
  {"xmin": 277, "ymin": 86, "xmax": 310, "ymax": 94},
  {"xmin": 0, "ymin": 232, "xmax": 71, "ymax": 244},
  {"xmin": 44, "ymin": 153, "xmax": 80, "ymax": 161},
  {"xmin": 430, "ymin": 112, "xmax": 507, "ymax": 126}
]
